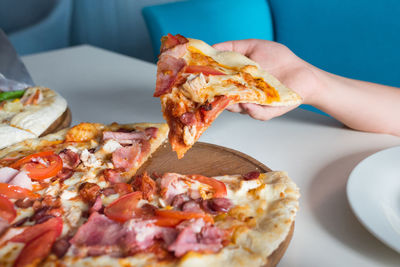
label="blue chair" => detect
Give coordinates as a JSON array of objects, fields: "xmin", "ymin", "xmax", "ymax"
[
  {"xmin": 7, "ymin": 0, "xmax": 72, "ymax": 55},
  {"xmin": 143, "ymin": 0, "xmax": 274, "ymax": 60},
  {"xmin": 142, "ymin": 0, "xmax": 326, "ymax": 115},
  {"xmin": 269, "ymin": 0, "xmax": 400, "ymax": 88}
]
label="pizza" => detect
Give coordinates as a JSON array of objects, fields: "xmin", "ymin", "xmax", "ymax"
[
  {"xmin": 0, "ymin": 121, "xmax": 299, "ymax": 267},
  {"xmin": 154, "ymin": 34, "xmax": 302, "ymax": 158},
  {"xmin": 0, "ymin": 86, "xmax": 68, "ymax": 149}
]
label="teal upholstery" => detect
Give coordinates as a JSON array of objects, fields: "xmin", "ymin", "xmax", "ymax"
[
  {"xmin": 142, "ymin": 0, "xmax": 274, "ymax": 59},
  {"xmin": 268, "ymin": 0, "xmax": 400, "ymax": 88},
  {"xmin": 7, "ymin": 0, "xmax": 72, "ymax": 55}
]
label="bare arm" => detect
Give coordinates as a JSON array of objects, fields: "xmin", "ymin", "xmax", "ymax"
[{"xmin": 213, "ymin": 40, "xmax": 400, "ymax": 136}]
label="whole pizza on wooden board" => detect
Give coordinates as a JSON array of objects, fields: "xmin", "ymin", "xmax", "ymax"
[
  {"xmin": 0, "ymin": 122, "xmax": 299, "ymax": 267},
  {"xmin": 154, "ymin": 34, "xmax": 302, "ymax": 158},
  {"xmin": 0, "ymin": 87, "xmax": 68, "ymax": 149}
]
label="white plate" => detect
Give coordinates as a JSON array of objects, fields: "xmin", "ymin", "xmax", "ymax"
[{"xmin": 347, "ymin": 146, "xmax": 400, "ymax": 253}]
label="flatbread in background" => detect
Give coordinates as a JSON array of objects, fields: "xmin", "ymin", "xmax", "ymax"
[
  {"xmin": 0, "ymin": 87, "xmax": 68, "ymax": 149},
  {"xmin": 154, "ymin": 34, "xmax": 302, "ymax": 158}
]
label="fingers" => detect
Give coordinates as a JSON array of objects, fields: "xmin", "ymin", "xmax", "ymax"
[
  {"xmin": 212, "ymin": 40, "xmax": 257, "ymax": 56},
  {"xmin": 226, "ymin": 103, "xmax": 242, "ymax": 113},
  {"xmin": 230, "ymin": 103, "xmax": 295, "ymax": 121}
]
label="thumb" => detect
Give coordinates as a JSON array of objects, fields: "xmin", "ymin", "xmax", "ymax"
[{"xmin": 212, "ymin": 40, "xmax": 256, "ymax": 56}]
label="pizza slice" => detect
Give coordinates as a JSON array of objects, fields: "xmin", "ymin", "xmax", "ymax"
[
  {"xmin": 0, "ymin": 122, "xmax": 168, "ymax": 266},
  {"xmin": 0, "ymin": 86, "xmax": 69, "ymax": 149},
  {"xmin": 154, "ymin": 34, "xmax": 302, "ymax": 158}
]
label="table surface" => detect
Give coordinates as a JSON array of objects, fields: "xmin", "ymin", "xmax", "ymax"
[{"xmin": 22, "ymin": 45, "xmax": 400, "ymax": 267}]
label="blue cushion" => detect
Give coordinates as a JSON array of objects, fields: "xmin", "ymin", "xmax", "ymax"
[
  {"xmin": 8, "ymin": 0, "xmax": 72, "ymax": 55},
  {"xmin": 269, "ymin": 0, "xmax": 400, "ymax": 88},
  {"xmin": 143, "ymin": 0, "xmax": 274, "ymax": 60}
]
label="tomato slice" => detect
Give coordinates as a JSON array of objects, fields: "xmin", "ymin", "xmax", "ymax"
[
  {"xmin": 10, "ymin": 151, "xmax": 54, "ymax": 168},
  {"xmin": 13, "ymin": 230, "xmax": 59, "ymax": 267},
  {"xmin": 184, "ymin": 65, "xmax": 225, "ymax": 75},
  {"xmin": 199, "ymin": 95, "xmax": 231, "ymax": 124},
  {"xmin": 10, "ymin": 151, "xmax": 63, "ymax": 180},
  {"xmin": 189, "ymin": 174, "xmax": 227, "ymax": 198},
  {"xmin": 154, "ymin": 210, "xmax": 214, "ymax": 227},
  {"xmin": 11, "ymin": 217, "xmax": 63, "ymax": 243},
  {"xmin": 0, "ymin": 183, "xmax": 39, "ymax": 199},
  {"xmin": 0, "ymin": 195, "xmax": 16, "ymax": 223},
  {"xmin": 104, "ymin": 191, "xmax": 142, "ymax": 222}
]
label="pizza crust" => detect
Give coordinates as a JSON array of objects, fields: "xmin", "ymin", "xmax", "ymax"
[
  {"xmin": 0, "ymin": 125, "xmax": 36, "ymax": 150},
  {"xmin": 186, "ymin": 38, "xmax": 302, "ymax": 107}
]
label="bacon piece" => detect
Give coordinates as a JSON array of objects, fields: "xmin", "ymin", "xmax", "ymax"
[
  {"xmin": 168, "ymin": 219, "xmax": 225, "ymax": 257},
  {"xmin": 200, "ymin": 95, "xmax": 231, "ymax": 124},
  {"xmin": 56, "ymin": 168, "xmax": 74, "ymax": 180},
  {"xmin": 180, "ymin": 112, "xmax": 197, "ymax": 126},
  {"xmin": 160, "ymin": 33, "xmax": 189, "ymax": 53},
  {"xmin": 9, "ymin": 171, "xmax": 32, "ymax": 190},
  {"xmin": 144, "ymin": 127, "xmax": 158, "ymax": 139},
  {"xmin": 171, "ymin": 193, "xmax": 190, "ymax": 209},
  {"xmin": 201, "ymin": 198, "xmax": 233, "ymax": 214},
  {"xmin": 14, "ymin": 198, "xmax": 34, "ymax": 209},
  {"xmin": 79, "ymin": 182, "xmax": 101, "ymax": 204},
  {"xmin": 132, "ymin": 173, "xmax": 156, "ymax": 201},
  {"xmin": 58, "ymin": 149, "xmax": 81, "ymax": 169},
  {"xmin": 52, "ymin": 237, "xmax": 70, "ymax": 258},
  {"xmin": 102, "ymin": 187, "xmax": 116, "ymax": 196},
  {"xmin": 103, "ymin": 168, "xmax": 124, "ymax": 184},
  {"xmin": 0, "ymin": 167, "xmax": 18, "ymax": 183},
  {"xmin": 154, "ymin": 55, "xmax": 186, "ymax": 97},
  {"xmin": 112, "ymin": 144, "xmax": 141, "ymax": 171},
  {"xmin": 242, "ymin": 171, "xmax": 260, "ymax": 180}
]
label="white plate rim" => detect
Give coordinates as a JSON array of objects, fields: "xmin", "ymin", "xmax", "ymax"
[{"xmin": 346, "ymin": 146, "xmax": 400, "ymax": 253}]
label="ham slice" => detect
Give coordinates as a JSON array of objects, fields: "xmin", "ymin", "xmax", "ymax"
[
  {"xmin": 144, "ymin": 127, "xmax": 158, "ymax": 139},
  {"xmin": 103, "ymin": 168, "xmax": 124, "ymax": 184},
  {"xmin": 160, "ymin": 173, "xmax": 205, "ymax": 205},
  {"xmin": 160, "ymin": 173, "xmax": 190, "ymax": 205},
  {"xmin": 70, "ymin": 212, "xmax": 125, "ymax": 247},
  {"xmin": 0, "ymin": 167, "xmax": 19, "ymax": 183},
  {"xmin": 103, "ymin": 131, "xmax": 147, "ymax": 145},
  {"xmin": 154, "ymin": 55, "xmax": 186, "ymax": 97},
  {"xmin": 168, "ymin": 219, "xmax": 225, "ymax": 257},
  {"xmin": 9, "ymin": 171, "xmax": 32, "ymax": 190},
  {"xmin": 70, "ymin": 212, "xmax": 177, "ymax": 256},
  {"xmin": 112, "ymin": 144, "xmax": 141, "ymax": 171}
]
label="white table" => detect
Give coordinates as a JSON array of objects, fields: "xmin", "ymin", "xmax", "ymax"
[{"xmin": 22, "ymin": 45, "xmax": 400, "ymax": 266}]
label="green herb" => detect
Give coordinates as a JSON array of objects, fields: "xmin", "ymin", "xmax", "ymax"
[{"xmin": 0, "ymin": 90, "xmax": 25, "ymax": 102}]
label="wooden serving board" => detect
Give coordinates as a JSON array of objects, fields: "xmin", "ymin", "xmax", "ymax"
[
  {"xmin": 137, "ymin": 142, "xmax": 294, "ymax": 267},
  {"xmin": 40, "ymin": 108, "xmax": 72, "ymax": 137}
]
